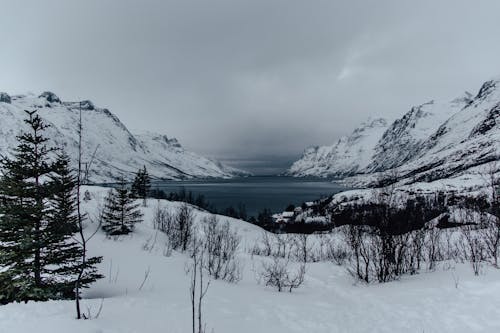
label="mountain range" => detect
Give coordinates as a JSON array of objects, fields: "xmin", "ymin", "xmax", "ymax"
[
  {"xmin": 288, "ymin": 77, "xmax": 500, "ymax": 186},
  {"xmin": 0, "ymin": 91, "xmax": 247, "ymax": 182}
]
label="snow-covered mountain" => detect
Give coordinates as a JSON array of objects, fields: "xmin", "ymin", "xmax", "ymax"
[
  {"xmin": 288, "ymin": 77, "xmax": 500, "ymax": 186},
  {"xmin": 287, "ymin": 118, "xmax": 390, "ymax": 178},
  {"xmin": 0, "ymin": 92, "xmax": 248, "ymax": 182}
]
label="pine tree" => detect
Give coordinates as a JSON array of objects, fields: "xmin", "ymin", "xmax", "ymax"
[
  {"xmin": 102, "ymin": 178, "xmax": 143, "ymax": 235},
  {"xmin": 47, "ymin": 152, "xmax": 102, "ymax": 298},
  {"xmin": 131, "ymin": 166, "xmax": 151, "ymax": 206},
  {"xmin": 0, "ymin": 110, "xmax": 57, "ymax": 303},
  {"xmin": 0, "ymin": 111, "xmax": 102, "ymax": 304}
]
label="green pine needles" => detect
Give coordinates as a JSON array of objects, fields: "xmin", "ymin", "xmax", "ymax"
[
  {"xmin": 131, "ymin": 165, "xmax": 151, "ymax": 206},
  {"xmin": 0, "ymin": 110, "xmax": 102, "ymax": 304},
  {"xmin": 102, "ymin": 178, "xmax": 144, "ymax": 236}
]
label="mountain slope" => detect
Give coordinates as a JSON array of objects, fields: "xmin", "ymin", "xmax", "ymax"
[
  {"xmin": 395, "ymin": 78, "xmax": 500, "ymax": 183},
  {"xmin": 367, "ymin": 94, "xmax": 471, "ymax": 172},
  {"xmin": 287, "ymin": 118, "xmax": 389, "ymax": 178},
  {"xmin": 288, "ymin": 77, "xmax": 500, "ymax": 185},
  {"xmin": 0, "ymin": 92, "xmax": 247, "ymax": 182}
]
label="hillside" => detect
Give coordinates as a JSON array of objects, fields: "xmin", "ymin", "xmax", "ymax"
[
  {"xmin": 1, "ymin": 186, "xmax": 500, "ymax": 333},
  {"xmin": 0, "ymin": 92, "xmax": 248, "ymax": 182},
  {"xmin": 287, "ymin": 118, "xmax": 390, "ymax": 178},
  {"xmin": 288, "ymin": 78, "xmax": 500, "ymax": 186}
]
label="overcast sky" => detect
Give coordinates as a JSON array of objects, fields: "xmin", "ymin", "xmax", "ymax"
[{"xmin": 2, "ymin": 0, "xmax": 500, "ymax": 174}]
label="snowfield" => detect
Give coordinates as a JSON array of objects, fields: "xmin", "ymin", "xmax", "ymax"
[{"xmin": 1, "ymin": 186, "xmax": 500, "ymax": 333}]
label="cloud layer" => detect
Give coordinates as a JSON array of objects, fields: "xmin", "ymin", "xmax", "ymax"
[{"xmin": 2, "ymin": 0, "xmax": 500, "ymax": 173}]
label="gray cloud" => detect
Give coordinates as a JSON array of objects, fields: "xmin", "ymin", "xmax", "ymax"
[{"xmin": 2, "ymin": 0, "xmax": 500, "ymax": 174}]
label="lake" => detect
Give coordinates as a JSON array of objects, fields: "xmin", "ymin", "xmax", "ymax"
[{"xmin": 151, "ymin": 176, "xmax": 346, "ymax": 218}]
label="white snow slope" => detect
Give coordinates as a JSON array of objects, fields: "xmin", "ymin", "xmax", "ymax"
[
  {"xmin": 288, "ymin": 118, "xmax": 390, "ymax": 178},
  {"xmin": 288, "ymin": 77, "xmax": 499, "ymax": 186},
  {"xmin": 1, "ymin": 186, "xmax": 500, "ymax": 333},
  {"xmin": 0, "ymin": 92, "xmax": 248, "ymax": 182}
]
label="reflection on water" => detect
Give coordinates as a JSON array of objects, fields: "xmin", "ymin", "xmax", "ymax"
[{"xmin": 151, "ymin": 176, "xmax": 346, "ymax": 218}]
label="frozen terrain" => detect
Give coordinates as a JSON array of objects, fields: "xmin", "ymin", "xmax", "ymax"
[
  {"xmin": 0, "ymin": 92, "xmax": 248, "ymax": 182},
  {"xmin": 1, "ymin": 186, "xmax": 500, "ymax": 333},
  {"xmin": 288, "ymin": 78, "xmax": 500, "ymax": 187},
  {"xmin": 287, "ymin": 118, "xmax": 390, "ymax": 178}
]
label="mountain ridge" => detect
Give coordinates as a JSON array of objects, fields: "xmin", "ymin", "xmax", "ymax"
[
  {"xmin": 0, "ymin": 91, "xmax": 249, "ymax": 182},
  {"xmin": 288, "ymin": 77, "xmax": 500, "ymax": 186}
]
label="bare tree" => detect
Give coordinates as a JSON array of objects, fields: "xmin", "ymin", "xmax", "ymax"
[
  {"xmin": 74, "ymin": 104, "xmax": 103, "ymax": 319},
  {"xmin": 459, "ymin": 223, "xmax": 485, "ymax": 276},
  {"xmin": 203, "ymin": 215, "xmax": 242, "ymax": 283},
  {"xmin": 425, "ymin": 227, "xmax": 442, "ymax": 271},
  {"xmin": 188, "ymin": 234, "xmax": 210, "ymax": 333}
]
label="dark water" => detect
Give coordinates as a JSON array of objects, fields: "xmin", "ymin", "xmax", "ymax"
[{"xmin": 151, "ymin": 176, "xmax": 346, "ymax": 217}]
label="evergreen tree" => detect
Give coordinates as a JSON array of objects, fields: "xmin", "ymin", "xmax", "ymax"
[
  {"xmin": 102, "ymin": 178, "xmax": 143, "ymax": 235},
  {"xmin": 0, "ymin": 110, "xmax": 57, "ymax": 303},
  {"xmin": 0, "ymin": 111, "xmax": 102, "ymax": 304},
  {"xmin": 47, "ymin": 152, "xmax": 102, "ymax": 298},
  {"xmin": 131, "ymin": 165, "xmax": 151, "ymax": 205}
]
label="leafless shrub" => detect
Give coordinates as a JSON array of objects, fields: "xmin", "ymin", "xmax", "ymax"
[
  {"xmin": 258, "ymin": 256, "xmax": 306, "ymax": 292},
  {"xmin": 479, "ymin": 212, "xmax": 500, "ymax": 268},
  {"xmin": 344, "ymin": 224, "xmax": 429, "ymax": 283},
  {"xmin": 343, "ymin": 225, "xmax": 372, "ymax": 283},
  {"xmin": 406, "ymin": 229, "xmax": 425, "ymax": 274},
  {"xmin": 153, "ymin": 203, "xmax": 175, "ymax": 235},
  {"xmin": 425, "ymin": 227, "xmax": 442, "ymax": 271},
  {"xmin": 442, "ymin": 227, "xmax": 460, "ymax": 261},
  {"xmin": 250, "ymin": 231, "xmax": 273, "ymax": 257},
  {"xmin": 250, "ymin": 232, "xmax": 294, "ymax": 259},
  {"xmin": 369, "ymin": 230, "xmax": 406, "ymax": 283},
  {"xmin": 274, "ymin": 233, "xmax": 294, "ymax": 259},
  {"xmin": 318, "ymin": 232, "xmax": 350, "ymax": 265},
  {"xmin": 292, "ymin": 233, "xmax": 313, "ymax": 263},
  {"xmin": 154, "ymin": 203, "xmax": 194, "ymax": 252},
  {"xmin": 203, "ymin": 215, "xmax": 242, "ymax": 283},
  {"xmin": 459, "ymin": 223, "xmax": 485, "ymax": 276}
]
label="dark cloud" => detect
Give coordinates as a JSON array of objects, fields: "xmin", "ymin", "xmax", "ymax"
[{"xmin": 1, "ymin": 0, "xmax": 500, "ymax": 174}]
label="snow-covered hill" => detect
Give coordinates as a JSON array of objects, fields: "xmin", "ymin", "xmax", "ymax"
[
  {"xmin": 288, "ymin": 78, "xmax": 500, "ymax": 186},
  {"xmin": 0, "ymin": 92, "xmax": 248, "ymax": 182},
  {"xmin": 287, "ymin": 118, "xmax": 390, "ymax": 178},
  {"xmin": 2, "ymin": 186, "xmax": 500, "ymax": 333}
]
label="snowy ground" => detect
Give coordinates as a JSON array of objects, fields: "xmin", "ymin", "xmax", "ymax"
[{"xmin": 1, "ymin": 186, "xmax": 500, "ymax": 333}]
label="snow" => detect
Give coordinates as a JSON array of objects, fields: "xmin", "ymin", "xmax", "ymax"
[
  {"xmin": 2, "ymin": 186, "xmax": 500, "ymax": 332},
  {"xmin": 288, "ymin": 78, "xmax": 500, "ymax": 187},
  {"xmin": 288, "ymin": 118, "xmax": 390, "ymax": 178},
  {"xmin": 0, "ymin": 93, "xmax": 248, "ymax": 182}
]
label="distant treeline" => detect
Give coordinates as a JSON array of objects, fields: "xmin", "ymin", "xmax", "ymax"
[{"xmin": 148, "ymin": 186, "xmax": 497, "ymax": 236}]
